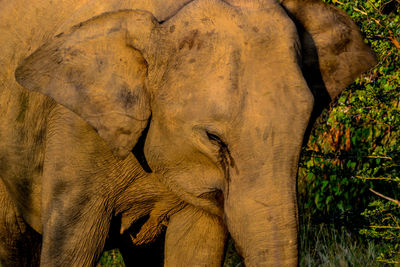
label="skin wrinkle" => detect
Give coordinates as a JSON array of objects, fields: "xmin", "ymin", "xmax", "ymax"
[{"xmin": 228, "ymin": 49, "xmax": 241, "ymax": 92}]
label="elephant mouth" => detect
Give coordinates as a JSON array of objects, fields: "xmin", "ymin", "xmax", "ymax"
[
  {"xmin": 124, "ymin": 191, "xmax": 221, "ymax": 243},
  {"xmin": 126, "ymin": 188, "xmax": 223, "ymax": 246},
  {"xmin": 155, "ymin": 173, "xmax": 225, "ymax": 218},
  {"xmin": 119, "ymin": 171, "xmax": 224, "ymax": 246}
]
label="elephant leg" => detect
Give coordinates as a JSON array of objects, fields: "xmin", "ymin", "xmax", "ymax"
[
  {"xmin": 39, "ymin": 162, "xmax": 113, "ymax": 266},
  {"xmin": 0, "ymin": 177, "xmax": 41, "ymax": 267},
  {"xmin": 38, "ymin": 107, "xmax": 118, "ymax": 266},
  {"xmin": 40, "ymin": 192, "xmax": 112, "ymax": 266},
  {"xmin": 164, "ymin": 206, "xmax": 227, "ymax": 267}
]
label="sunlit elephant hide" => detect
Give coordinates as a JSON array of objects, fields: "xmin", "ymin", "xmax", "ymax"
[{"xmin": 0, "ymin": 0, "xmax": 376, "ymax": 266}]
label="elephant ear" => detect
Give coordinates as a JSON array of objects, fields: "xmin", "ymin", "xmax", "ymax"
[
  {"xmin": 281, "ymin": 0, "xmax": 377, "ymax": 102},
  {"xmin": 15, "ymin": 10, "xmax": 159, "ymax": 159}
]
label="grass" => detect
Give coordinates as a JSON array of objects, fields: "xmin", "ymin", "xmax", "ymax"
[
  {"xmin": 299, "ymin": 222, "xmax": 388, "ymax": 267},
  {"xmin": 98, "ymin": 222, "xmax": 392, "ymax": 266}
]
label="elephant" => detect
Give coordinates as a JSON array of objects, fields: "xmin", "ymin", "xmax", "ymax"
[{"xmin": 0, "ymin": 0, "xmax": 376, "ymax": 266}]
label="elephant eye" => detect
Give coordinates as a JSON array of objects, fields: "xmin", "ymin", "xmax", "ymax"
[
  {"xmin": 206, "ymin": 131, "xmax": 227, "ymax": 148},
  {"xmin": 206, "ymin": 131, "xmax": 236, "ymax": 181}
]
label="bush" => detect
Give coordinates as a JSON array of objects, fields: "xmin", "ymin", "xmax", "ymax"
[{"xmin": 298, "ymin": 0, "xmax": 400, "ymax": 263}]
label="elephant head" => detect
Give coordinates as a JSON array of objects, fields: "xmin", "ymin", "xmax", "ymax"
[{"xmin": 15, "ymin": 0, "xmax": 376, "ymax": 265}]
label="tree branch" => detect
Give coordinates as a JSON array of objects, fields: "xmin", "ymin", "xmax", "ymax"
[{"xmin": 370, "ymin": 188, "xmax": 400, "ymax": 208}]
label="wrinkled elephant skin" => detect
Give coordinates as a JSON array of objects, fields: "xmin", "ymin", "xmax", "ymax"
[{"xmin": 0, "ymin": 0, "xmax": 376, "ymax": 266}]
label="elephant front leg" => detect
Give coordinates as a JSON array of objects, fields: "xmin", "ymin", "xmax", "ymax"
[
  {"xmin": 38, "ymin": 106, "xmax": 121, "ymax": 266},
  {"xmin": 164, "ymin": 206, "xmax": 227, "ymax": 267},
  {"xmin": 40, "ymin": 196, "xmax": 111, "ymax": 266}
]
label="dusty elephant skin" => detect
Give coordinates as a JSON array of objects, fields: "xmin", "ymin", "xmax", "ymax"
[{"xmin": 0, "ymin": 0, "xmax": 376, "ymax": 266}]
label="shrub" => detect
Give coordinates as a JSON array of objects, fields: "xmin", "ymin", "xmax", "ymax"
[{"xmin": 298, "ymin": 0, "xmax": 400, "ymax": 263}]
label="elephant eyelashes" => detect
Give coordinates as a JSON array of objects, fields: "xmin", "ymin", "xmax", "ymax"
[
  {"xmin": 206, "ymin": 132, "xmax": 226, "ymax": 148},
  {"xmin": 206, "ymin": 131, "xmax": 236, "ymax": 179}
]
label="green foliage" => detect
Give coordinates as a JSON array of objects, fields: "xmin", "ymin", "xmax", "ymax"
[
  {"xmin": 224, "ymin": 239, "xmax": 244, "ymax": 267},
  {"xmin": 360, "ymin": 200, "xmax": 400, "ymax": 263},
  {"xmin": 98, "ymin": 250, "xmax": 125, "ymax": 267},
  {"xmin": 298, "ymin": 0, "xmax": 400, "ymax": 263}
]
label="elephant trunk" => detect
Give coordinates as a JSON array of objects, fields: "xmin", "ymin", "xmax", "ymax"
[{"xmin": 224, "ymin": 140, "xmax": 301, "ymax": 266}]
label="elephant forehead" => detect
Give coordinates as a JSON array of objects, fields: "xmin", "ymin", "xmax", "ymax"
[
  {"xmin": 156, "ymin": 43, "xmax": 246, "ymax": 123},
  {"xmin": 162, "ymin": 0, "xmax": 297, "ymax": 50},
  {"xmin": 155, "ymin": 45, "xmax": 301, "ymax": 123},
  {"xmin": 152, "ymin": 0, "xmax": 303, "ymax": 123}
]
